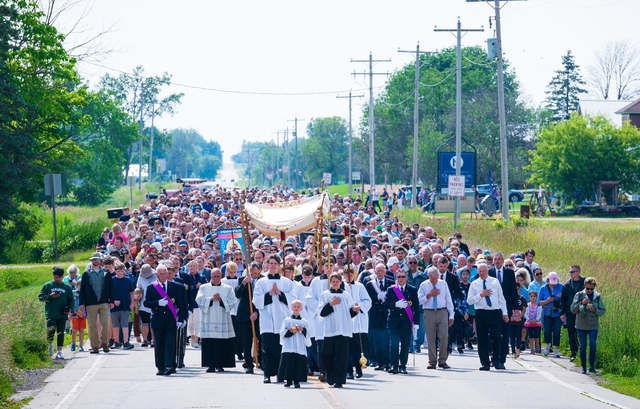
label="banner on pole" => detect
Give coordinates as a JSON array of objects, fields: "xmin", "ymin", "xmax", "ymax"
[{"xmin": 217, "ymin": 228, "xmax": 245, "ymax": 254}]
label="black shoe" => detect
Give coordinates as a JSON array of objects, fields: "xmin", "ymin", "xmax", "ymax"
[
  {"xmin": 90, "ymin": 349, "xmax": 99, "ymax": 354},
  {"xmin": 346, "ymin": 372, "xmax": 354, "ymax": 379},
  {"xmin": 242, "ymin": 362, "xmax": 249, "ymax": 368},
  {"xmin": 355, "ymin": 367, "xmax": 363, "ymax": 378},
  {"xmin": 263, "ymin": 376, "xmax": 271, "ymax": 384},
  {"xmin": 333, "ymin": 383, "xmax": 343, "ymax": 388},
  {"xmin": 245, "ymin": 368, "xmax": 254, "ymax": 374},
  {"xmin": 374, "ymin": 366, "xmax": 386, "ymax": 371},
  {"xmin": 581, "ymin": 368, "xmax": 587, "ymax": 374},
  {"xmin": 206, "ymin": 367, "xmax": 216, "ymax": 373},
  {"xmin": 389, "ymin": 367, "xmax": 399, "ymax": 374},
  {"xmin": 415, "ymin": 347, "xmax": 421, "ymax": 353},
  {"xmin": 294, "ymin": 382, "xmax": 300, "ymax": 388},
  {"xmin": 457, "ymin": 348, "xmax": 464, "ymax": 354},
  {"xmin": 495, "ymin": 362, "xmax": 506, "ymax": 370},
  {"xmin": 467, "ymin": 343, "xmax": 474, "ymax": 350},
  {"xmin": 589, "ymin": 367, "xmax": 597, "ymax": 374},
  {"xmin": 164, "ymin": 368, "xmax": 176, "ymax": 375},
  {"xmin": 216, "ymin": 367, "xmax": 225, "ymax": 372},
  {"xmin": 108, "ymin": 339, "xmax": 115, "ymax": 348},
  {"xmin": 237, "ymin": 354, "xmax": 244, "ymax": 360},
  {"xmin": 178, "ymin": 363, "xmax": 185, "ymax": 369},
  {"xmin": 479, "ymin": 365, "xmax": 490, "ymax": 371},
  {"xmin": 284, "ymin": 381, "xmax": 292, "ymax": 388},
  {"xmin": 156, "ymin": 370, "xmax": 165, "ymax": 376},
  {"xmin": 570, "ymin": 355, "xmax": 576, "ymax": 362},
  {"xmin": 400, "ymin": 368, "xmax": 408, "ymax": 374},
  {"xmin": 141, "ymin": 342, "xmax": 149, "ymax": 347}
]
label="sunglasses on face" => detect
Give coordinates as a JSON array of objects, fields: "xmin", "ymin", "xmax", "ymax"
[
  {"xmin": 585, "ymin": 287, "xmax": 595, "ymax": 291},
  {"xmin": 396, "ymin": 275, "xmax": 407, "ymax": 279},
  {"xmin": 408, "ymin": 261, "xmax": 417, "ymax": 264},
  {"xmin": 570, "ymin": 270, "xmax": 579, "ymax": 274}
]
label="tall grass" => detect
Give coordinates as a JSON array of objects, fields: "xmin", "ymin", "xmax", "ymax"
[{"xmin": 394, "ymin": 208, "xmax": 640, "ymax": 380}]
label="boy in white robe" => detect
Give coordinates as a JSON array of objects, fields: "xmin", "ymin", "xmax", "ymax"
[{"xmin": 278, "ymin": 300, "xmax": 311, "ymax": 388}]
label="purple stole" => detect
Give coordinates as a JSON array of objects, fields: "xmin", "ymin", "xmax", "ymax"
[
  {"xmin": 152, "ymin": 282, "xmax": 178, "ymax": 322},
  {"xmin": 391, "ymin": 285, "xmax": 414, "ymax": 329}
]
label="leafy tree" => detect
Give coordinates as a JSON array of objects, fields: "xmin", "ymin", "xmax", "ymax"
[
  {"xmin": 301, "ymin": 117, "xmax": 348, "ymax": 184},
  {"xmin": 546, "ymin": 50, "xmax": 587, "ymax": 121},
  {"xmin": 100, "ymin": 66, "xmax": 183, "ymax": 183},
  {"xmin": 165, "ymin": 128, "xmax": 222, "ymax": 179},
  {"xmin": 527, "ymin": 113, "xmax": 640, "ymax": 201},
  {"xmin": 358, "ymin": 46, "xmax": 538, "ymax": 188}
]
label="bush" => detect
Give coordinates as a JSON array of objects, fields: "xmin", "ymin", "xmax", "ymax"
[{"xmin": 0, "ymin": 269, "xmax": 37, "ymax": 292}]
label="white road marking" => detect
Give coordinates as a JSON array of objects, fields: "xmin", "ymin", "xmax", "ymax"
[
  {"xmin": 516, "ymin": 359, "xmax": 630, "ymax": 409},
  {"xmin": 53, "ymin": 355, "xmax": 107, "ymax": 409}
]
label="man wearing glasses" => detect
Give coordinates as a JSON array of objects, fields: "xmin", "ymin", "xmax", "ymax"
[
  {"xmin": 562, "ymin": 265, "xmax": 585, "ymax": 362},
  {"xmin": 406, "ymin": 255, "xmax": 427, "ymax": 353},
  {"xmin": 384, "ymin": 271, "xmax": 419, "ymax": 374}
]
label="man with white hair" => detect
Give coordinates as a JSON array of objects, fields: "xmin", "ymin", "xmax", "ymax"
[{"xmin": 418, "ymin": 267, "xmax": 454, "ymax": 370}]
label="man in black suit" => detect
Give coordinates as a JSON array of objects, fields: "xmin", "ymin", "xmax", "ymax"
[
  {"xmin": 144, "ymin": 264, "xmax": 188, "ymax": 376},
  {"xmin": 364, "ymin": 263, "xmax": 395, "ymax": 371},
  {"xmin": 164, "ymin": 260, "xmax": 189, "ymax": 369},
  {"xmin": 234, "ymin": 262, "xmax": 262, "ymax": 374},
  {"xmin": 384, "ymin": 272, "xmax": 420, "ymax": 374},
  {"xmin": 488, "ymin": 252, "xmax": 518, "ymax": 367}
]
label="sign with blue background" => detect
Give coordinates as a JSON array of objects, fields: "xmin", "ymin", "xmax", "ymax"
[{"xmin": 438, "ymin": 152, "xmax": 476, "ymax": 188}]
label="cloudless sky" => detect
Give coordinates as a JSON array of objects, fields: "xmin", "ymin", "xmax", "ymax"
[{"xmin": 60, "ymin": 0, "xmax": 639, "ymax": 160}]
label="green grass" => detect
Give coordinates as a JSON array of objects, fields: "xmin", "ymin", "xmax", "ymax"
[
  {"xmin": 103, "ymin": 182, "xmax": 179, "ymax": 208},
  {"xmin": 394, "ymin": 207, "xmax": 640, "ymax": 397}
]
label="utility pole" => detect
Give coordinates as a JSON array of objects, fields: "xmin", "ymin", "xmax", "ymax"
[
  {"xmin": 435, "ymin": 18, "xmax": 483, "ymax": 229},
  {"xmin": 287, "ymin": 117, "xmax": 305, "ymax": 191},
  {"xmin": 337, "ymin": 91, "xmax": 364, "ymax": 198},
  {"xmin": 351, "ymin": 52, "xmax": 391, "ymax": 191},
  {"xmin": 138, "ymin": 81, "xmax": 144, "ymax": 191},
  {"xmin": 147, "ymin": 103, "xmax": 155, "ymax": 182},
  {"xmin": 467, "ymin": 0, "xmax": 525, "ymax": 221},
  {"xmin": 285, "ymin": 128, "xmax": 291, "ymax": 187},
  {"xmin": 398, "ymin": 43, "xmax": 436, "ymax": 209}
]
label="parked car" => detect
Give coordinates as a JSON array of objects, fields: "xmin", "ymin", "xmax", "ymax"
[{"xmin": 476, "ymin": 184, "xmax": 525, "ymax": 203}]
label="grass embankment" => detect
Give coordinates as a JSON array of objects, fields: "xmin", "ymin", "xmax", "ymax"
[{"xmin": 394, "ymin": 208, "xmax": 640, "ymax": 398}]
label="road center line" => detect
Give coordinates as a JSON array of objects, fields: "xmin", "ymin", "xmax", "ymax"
[
  {"xmin": 516, "ymin": 359, "xmax": 630, "ymax": 409},
  {"xmin": 309, "ymin": 377, "xmax": 346, "ymax": 409},
  {"xmin": 54, "ymin": 355, "xmax": 107, "ymax": 409}
]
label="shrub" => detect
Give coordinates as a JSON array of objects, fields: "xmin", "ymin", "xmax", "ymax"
[{"xmin": 0, "ymin": 269, "xmax": 37, "ymax": 292}]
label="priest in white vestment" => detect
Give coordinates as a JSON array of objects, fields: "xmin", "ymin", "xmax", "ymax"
[{"xmin": 196, "ymin": 268, "xmax": 237, "ymax": 372}]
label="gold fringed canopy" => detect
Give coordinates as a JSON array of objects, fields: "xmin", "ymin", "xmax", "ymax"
[{"xmin": 244, "ymin": 192, "xmax": 331, "ymax": 236}]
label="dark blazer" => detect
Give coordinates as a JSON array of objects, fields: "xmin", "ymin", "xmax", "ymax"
[
  {"xmin": 365, "ymin": 276, "xmax": 395, "ymax": 328},
  {"xmin": 489, "ymin": 266, "xmax": 518, "ymax": 313},
  {"xmin": 171, "ymin": 277, "xmax": 189, "ymax": 318},
  {"xmin": 144, "ymin": 280, "xmax": 188, "ymax": 329},
  {"xmin": 79, "ymin": 268, "xmax": 115, "ymax": 306},
  {"xmin": 235, "ymin": 277, "xmax": 261, "ymax": 324},
  {"xmin": 384, "ymin": 284, "xmax": 420, "ymax": 330},
  {"xmin": 440, "ymin": 271, "xmax": 463, "ymax": 301},
  {"xmin": 200, "ymin": 268, "xmax": 212, "ymax": 284}
]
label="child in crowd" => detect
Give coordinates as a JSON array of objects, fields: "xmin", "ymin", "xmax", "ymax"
[
  {"xmin": 131, "ymin": 288, "xmax": 143, "ymax": 343},
  {"xmin": 69, "ymin": 279, "xmax": 86, "ymax": 352},
  {"xmin": 278, "ymin": 300, "xmax": 311, "ymax": 388},
  {"xmin": 524, "ymin": 290, "xmax": 543, "ymax": 354},
  {"xmin": 510, "ymin": 282, "xmax": 527, "ymax": 358},
  {"xmin": 459, "ymin": 270, "xmax": 475, "ymax": 349}
]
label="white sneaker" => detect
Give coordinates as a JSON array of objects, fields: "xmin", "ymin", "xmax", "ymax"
[
  {"xmin": 49, "ymin": 343, "xmax": 55, "ymax": 356},
  {"xmin": 55, "ymin": 351, "xmax": 64, "ymax": 360},
  {"xmin": 542, "ymin": 346, "xmax": 550, "ymax": 356},
  {"xmin": 191, "ymin": 340, "xmax": 200, "ymax": 349},
  {"xmin": 553, "ymin": 350, "xmax": 561, "ymax": 358}
]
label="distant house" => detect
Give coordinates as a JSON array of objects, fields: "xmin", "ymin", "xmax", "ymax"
[
  {"xmin": 577, "ymin": 100, "xmax": 633, "ymax": 127},
  {"xmin": 616, "ymin": 98, "xmax": 640, "ymax": 128}
]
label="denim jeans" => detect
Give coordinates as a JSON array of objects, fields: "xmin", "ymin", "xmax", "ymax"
[
  {"xmin": 577, "ymin": 329, "xmax": 598, "ymax": 370},
  {"xmin": 543, "ymin": 315, "xmax": 562, "ymax": 347}
]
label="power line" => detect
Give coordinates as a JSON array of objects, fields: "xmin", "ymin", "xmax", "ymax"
[{"xmin": 83, "ymin": 60, "xmax": 375, "ymax": 96}]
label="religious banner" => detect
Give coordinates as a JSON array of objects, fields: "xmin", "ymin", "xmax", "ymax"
[{"xmin": 217, "ymin": 228, "xmax": 245, "ymax": 253}]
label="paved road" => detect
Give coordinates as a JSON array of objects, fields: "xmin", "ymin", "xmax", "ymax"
[
  {"xmin": 26, "ymin": 341, "xmax": 639, "ymax": 409},
  {"xmin": 215, "ymin": 162, "xmax": 241, "ymax": 189}
]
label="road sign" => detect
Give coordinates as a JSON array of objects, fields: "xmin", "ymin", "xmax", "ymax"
[
  {"xmin": 448, "ymin": 175, "xmax": 465, "ymax": 197},
  {"xmin": 352, "ymin": 171, "xmax": 361, "ymax": 181},
  {"xmin": 44, "ymin": 174, "xmax": 62, "ymax": 196},
  {"xmin": 323, "ymin": 173, "xmax": 332, "ymax": 185}
]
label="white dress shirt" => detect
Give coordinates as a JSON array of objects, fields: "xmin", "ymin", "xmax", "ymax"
[
  {"xmin": 466, "ymin": 276, "xmax": 507, "ymax": 315},
  {"xmin": 418, "ymin": 279, "xmax": 454, "ymax": 320}
]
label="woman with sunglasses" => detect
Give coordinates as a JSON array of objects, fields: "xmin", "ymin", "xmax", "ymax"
[{"xmin": 570, "ymin": 277, "xmax": 606, "ymax": 374}]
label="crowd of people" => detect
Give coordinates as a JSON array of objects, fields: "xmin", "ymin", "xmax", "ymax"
[{"xmin": 38, "ymin": 183, "xmax": 607, "ymax": 387}]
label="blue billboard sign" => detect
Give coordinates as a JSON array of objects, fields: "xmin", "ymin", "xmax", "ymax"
[{"xmin": 438, "ymin": 152, "xmax": 476, "ymax": 188}]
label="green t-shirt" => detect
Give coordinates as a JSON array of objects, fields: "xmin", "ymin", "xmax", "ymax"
[{"xmin": 38, "ymin": 280, "xmax": 73, "ymax": 320}]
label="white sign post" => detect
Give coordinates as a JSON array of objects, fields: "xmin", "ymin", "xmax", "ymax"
[
  {"xmin": 322, "ymin": 173, "xmax": 332, "ymax": 185},
  {"xmin": 448, "ymin": 175, "xmax": 465, "ymax": 197}
]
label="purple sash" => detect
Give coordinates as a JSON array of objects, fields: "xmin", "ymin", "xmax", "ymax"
[
  {"xmin": 152, "ymin": 282, "xmax": 178, "ymax": 322},
  {"xmin": 391, "ymin": 285, "xmax": 414, "ymax": 329}
]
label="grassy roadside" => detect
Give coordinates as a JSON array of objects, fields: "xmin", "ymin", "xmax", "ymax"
[{"xmin": 393, "ymin": 208, "xmax": 640, "ymax": 398}]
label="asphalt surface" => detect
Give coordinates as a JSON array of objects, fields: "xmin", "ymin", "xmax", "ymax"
[{"xmin": 26, "ymin": 339, "xmax": 640, "ymax": 409}]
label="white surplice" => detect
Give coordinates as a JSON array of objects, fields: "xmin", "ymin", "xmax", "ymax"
[
  {"xmin": 195, "ymin": 283, "xmax": 237, "ymax": 339},
  {"xmin": 252, "ymin": 275, "xmax": 295, "ymax": 334}
]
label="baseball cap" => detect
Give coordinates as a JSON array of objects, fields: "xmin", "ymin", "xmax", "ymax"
[
  {"xmin": 547, "ymin": 272, "xmax": 559, "ymax": 285},
  {"xmin": 90, "ymin": 252, "xmax": 102, "ymax": 261},
  {"xmin": 178, "ymin": 239, "xmax": 188, "ymax": 247},
  {"xmin": 151, "ymin": 242, "xmax": 163, "ymax": 252},
  {"xmin": 387, "ymin": 256, "xmax": 399, "ymax": 267}
]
